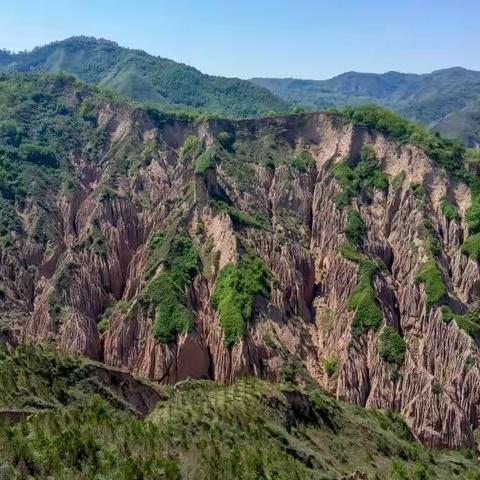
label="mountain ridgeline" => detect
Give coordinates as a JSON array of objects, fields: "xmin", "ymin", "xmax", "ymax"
[
  {"xmin": 0, "ymin": 36, "xmax": 290, "ymax": 118},
  {"xmin": 251, "ymin": 68, "xmax": 480, "ymax": 146}
]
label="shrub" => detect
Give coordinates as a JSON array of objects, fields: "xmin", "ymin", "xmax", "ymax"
[
  {"xmin": 323, "ymin": 357, "xmax": 339, "ymax": 377},
  {"xmin": 379, "ymin": 326, "xmax": 406, "ymax": 367},
  {"xmin": 182, "ymin": 135, "xmax": 201, "ymax": 158},
  {"xmin": 212, "ymin": 254, "xmax": 271, "ymax": 347},
  {"xmin": 0, "ymin": 120, "xmax": 21, "ymax": 147},
  {"xmin": 331, "ymin": 145, "xmax": 388, "ymax": 209},
  {"xmin": 415, "ymin": 259, "xmax": 446, "ymax": 307},
  {"xmin": 195, "ymin": 147, "xmax": 217, "ymax": 174},
  {"xmin": 291, "ymin": 150, "xmax": 314, "ymax": 172},
  {"xmin": 462, "ymin": 233, "xmax": 480, "ymax": 260},
  {"xmin": 0, "ymin": 199, "xmax": 21, "ymax": 236},
  {"xmin": 142, "ymin": 234, "xmax": 199, "ymax": 343},
  {"xmin": 440, "ymin": 197, "xmax": 458, "ymax": 221},
  {"xmin": 466, "ymin": 196, "xmax": 480, "ymax": 235},
  {"xmin": 410, "ymin": 182, "xmax": 425, "ymax": 200},
  {"xmin": 349, "ymin": 260, "xmax": 383, "ymax": 336},
  {"xmin": 214, "ymin": 200, "xmax": 268, "ymax": 230},
  {"xmin": 217, "ymin": 131, "xmax": 234, "ymax": 151},
  {"xmin": 344, "ymin": 208, "xmax": 366, "ymax": 245}
]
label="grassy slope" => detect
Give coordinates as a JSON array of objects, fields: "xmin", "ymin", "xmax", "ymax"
[
  {"xmin": 0, "ymin": 345, "xmax": 478, "ymax": 479},
  {"xmin": 0, "ymin": 37, "xmax": 290, "ymax": 118}
]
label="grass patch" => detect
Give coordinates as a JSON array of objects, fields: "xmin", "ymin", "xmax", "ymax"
[
  {"xmin": 379, "ymin": 326, "xmax": 406, "ymax": 368},
  {"xmin": 141, "ymin": 234, "xmax": 199, "ymax": 343},
  {"xmin": 212, "ymin": 254, "xmax": 272, "ymax": 347},
  {"xmin": 415, "ymin": 258, "xmax": 446, "ymax": 307}
]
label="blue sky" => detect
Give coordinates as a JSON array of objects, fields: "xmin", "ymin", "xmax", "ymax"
[{"xmin": 1, "ymin": 0, "xmax": 478, "ymax": 79}]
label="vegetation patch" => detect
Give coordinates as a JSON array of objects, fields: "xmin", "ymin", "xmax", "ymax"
[
  {"xmin": 323, "ymin": 357, "xmax": 340, "ymax": 378},
  {"xmin": 141, "ymin": 234, "xmax": 199, "ymax": 344},
  {"xmin": 348, "ymin": 260, "xmax": 383, "ymax": 337},
  {"xmin": 415, "ymin": 258, "xmax": 446, "ymax": 307},
  {"xmin": 465, "ymin": 195, "xmax": 480, "ymax": 235},
  {"xmin": 212, "ymin": 254, "xmax": 272, "ymax": 347},
  {"xmin": 0, "ymin": 198, "xmax": 21, "ymax": 237},
  {"xmin": 340, "ymin": 105, "xmax": 466, "ymax": 179},
  {"xmin": 441, "ymin": 306, "xmax": 480, "ymax": 338},
  {"xmin": 379, "ymin": 326, "xmax": 406, "ymax": 368},
  {"xmin": 343, "ymin": 208, "xmax": 367, "ymax": 245},
  {"xmin": 339, "ymin": 243, "xmax": 383, "ymax": 337},
  {"xmin": 214, "ymin": 199, "xmax": 269, "ymax": 230},
  {"xmin": 217, "ymin": 131, "xmax": 234, "ymax": 151},
  {"xmin": 195, "ymin": 146, "xmax": 217, "ymax": 174},
  {"xmin": 440, "ymin": 197, "xmax": 458, "ymax": 221},
  {"xmin": 331, "ymin": 145, "xmax": 388, "ymax": 208},
  {"xmin": 462, "ymin": 233, "xmax": 480, "ymax": 260},
  {"xmin": 182, "ymin": 135, "xmax": 202, "ymax": 158},
  {"xmin": 291, "ymin": 150, "xmax": 315, "ymax": 172},
  {"xmin": 410, "ymin": 182, "xmax": 425, "ymax": 200}
]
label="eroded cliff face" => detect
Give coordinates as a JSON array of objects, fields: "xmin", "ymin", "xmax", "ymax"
[{"xmin": 1, "ymin": 90, "xmax": 480, "ymax": 449}]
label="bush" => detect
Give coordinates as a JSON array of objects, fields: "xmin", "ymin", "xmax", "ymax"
[
  {"xmin": 379, "ymin": 326, "xmax": 406, "ymax": 367},
  {"xmin": 410, "ymin": 182, "xmax": 425, "ymax": 200},
  {"xmin": 344, "ymin": 208, "xmax": 366, "ymax": 245},
  {"xmin": 0, "ymin": 120, "xmax": 21, "ymax": 147},
  {"xmin": 217, "ymin": 131, "xmax": 234, "ymax": 151},
  {"xmin": 462, "ymin": 233, "xmax": 480, "ymax": 260},
  {"xmin": 349, "ymin": 260, "xmax": 383, "ymax": 336},
  {"xmin": 0, "ymin": 199, "xmax": 21, "ymax": 236},
  {"xmin": 466, "ymin": 196, "xmax": 480, "ymax": 235},
  {"xmin": 214, "ymin": 200, "xmax": 268, "ymax": 230},
  {"xmin": 415, "ymin": 259, "xmax": 445, "ymax": 307},
  {"xmin": 182, "ymin": 136, "xmax": 201, "ymax": 158},
  {"xmin": 195, "ymin": 147, "xmax": 217, "ymax": 174},
  {"xmin": 212, "ymin": 254, "xmax": 271, "ymax": 347},
  {"xmin": 440, "ymin": 197, "xmax": 458, "ymax": 221},
  {"xmin": 291, "ymin": 151, "xmax": 314, "ymax": 172},
  {"xmin": 331, "ymin": 145, "xmax": 388, "ymax": 209},
  {"xmin": 142, "ymin": 234, "xmax": 199, "ymax": 343},
  {"xmin": 323, "ymin": 357, "xmax": 339, "ymax": 377}
]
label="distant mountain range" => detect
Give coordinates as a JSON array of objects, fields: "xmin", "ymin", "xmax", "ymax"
[
  {"xmin": 1, "ymin": 37, "xmax": 479, "ymax": 145},
  {"xmin": 0, "ymin": 36, "xmax": 289, "ymax": 118},
  {"xmin": 250, "ymin": 68, "xmax": 480, "ymax": 147}
]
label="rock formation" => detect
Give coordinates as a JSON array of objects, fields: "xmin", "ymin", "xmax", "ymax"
[{"xmin": 1, "ymin": 77, "xmax": 480, "ymax": 449}]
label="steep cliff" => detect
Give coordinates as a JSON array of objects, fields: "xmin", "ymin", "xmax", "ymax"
[{"xmin": 1, "ymin": 73, "xmax": 480, "ymax": 451}]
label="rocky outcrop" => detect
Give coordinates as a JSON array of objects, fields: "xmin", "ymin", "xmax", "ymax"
[{"xmin": 2, "ymin": 103, "xmax": 480, "ymax": 449}]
